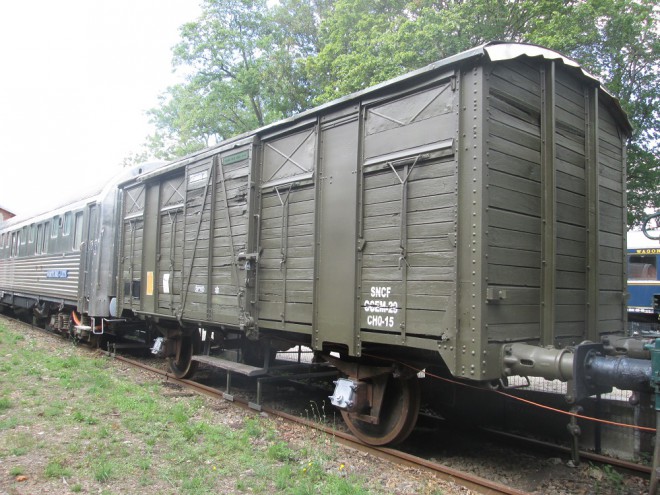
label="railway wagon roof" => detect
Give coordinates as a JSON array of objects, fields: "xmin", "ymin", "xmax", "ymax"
[
  {"xmin": 132, "ymin": 41, "xmax": 632, "ymax": 185},
  {"xmin": 0, "ymin": 162, "xmax": 163, "ymax": 231},
  {"xmin": 628, "ymin": 230, "xmax": 660, "ymax": 252}
]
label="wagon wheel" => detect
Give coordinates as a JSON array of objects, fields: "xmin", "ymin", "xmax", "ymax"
[
  {"xmin": 341, "ymin": 374, "xmax": 420, "ymax": 446},
  {"xmin": 168, "ymin": 331, "xmax": 200, "ymax": 379}
]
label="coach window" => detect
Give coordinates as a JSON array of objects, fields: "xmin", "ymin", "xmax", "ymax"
[
  {"xmin": 11, "ymin": 232, "xmax": 18, "ymax": 257},
  {"xmin": 29, "ymin": 224, "xmax": 35, "ymax": 254},
  {"xmin": 42, "ymin": 221, "xmax": 50, "ymax": 253},
  {"xmin": 36, "ymin": 224, "xmax": 43, "ymax": 254},
  {"xmin": 72, "ymin": 212, "xmax": 83, "ymax": 251},
  {"xmin": 629, "ymin": 255, "xmax": 658, "ymax": 281},
  {"xmin": 51, "ymin": 217, "xmax": 60, "ymax": 238},
  {"xmin": 63, "ymin": 212, "xmax": 72, "ymax": 236}
]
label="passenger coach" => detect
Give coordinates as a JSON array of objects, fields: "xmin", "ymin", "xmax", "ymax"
[
  {"xmin": 628, "ymin": 230, "xmax": 660, "ymax": 323},
  {"xmin": 0, "ymin": 165, "xmax": 156, "ymax": 338}
]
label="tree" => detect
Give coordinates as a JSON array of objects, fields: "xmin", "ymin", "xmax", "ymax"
[
  {"xmin": 147, "ymin": 0, "xmax": 658, "ymax": 226},
  {"xmin": 309, "ymin": 0, "xmax": 659, "ymax": 226},
  {"xmin": 527, "ymin": 0, "xmax": 659, "ymax": 226},
  {"xmin": 147, "ymin": 0, "xmax": 327, "ymax": 159},
  {"xmin": 309, "ymin": 0, "xmax": 581, "ymax": 102}
]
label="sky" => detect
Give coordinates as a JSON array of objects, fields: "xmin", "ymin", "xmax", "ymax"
[{"xmin": 0, "ymin": 0, "xmax": 202, "ymax": 218}]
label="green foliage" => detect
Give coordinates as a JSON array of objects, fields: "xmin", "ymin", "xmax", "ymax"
[
  {"xmin": 146, "ymin": 0, "xmax": 658, "ymax": 226},
  {"xmin": 147, "ymin": 0, "xmax": 326, "ymax": 159},
  {"xmin": 72, "ymin": 410, "xmax": 99, "ymax": 425},
  {"xmin": 9, "ymin": 466, "xmax": 24, "ymax": 476},
  {"xmin": 287, "ymin": 0, "xmax": 588, "ymax": 101},
  {"xmin": 2, "ymin": 431, "xmax": 36, "ymax": 457},
  {"xmin": 92, "ymin": 457, "xmax": 115, "ymax": 483},
  {"xmin": 267, "ymin": 441, "xmax": 296, "ymax": 462},
  {"xmin": 526, "ymin": 0, "xmax": 659, "ymax": 225},
  {"xmin": 244, "ymin": 416, "xmax": 264, "ymax": 438}
]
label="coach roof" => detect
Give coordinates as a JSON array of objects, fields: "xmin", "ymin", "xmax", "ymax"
[{"xmin": 133, "ymin": 41, "xmax": 632, "ymax": 184}]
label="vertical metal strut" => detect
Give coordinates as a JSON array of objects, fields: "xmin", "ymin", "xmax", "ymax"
[
  {"xmin": 275, "ymin": 184, "xmax": 293, "ymax": 323},
  {"xmin": 540, "ymin": 61, "xmax": 557, "ymax": 347},
  {"xmin": 388, "ymin": 155, "xmax": 420, "ymax": 343}
]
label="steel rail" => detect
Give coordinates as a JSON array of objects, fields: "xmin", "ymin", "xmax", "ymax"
[
  {"xmin": 1, "ymin": 315, "xmax": 646, "ymax": 493},
  {"xmin": 107, "ymin": 352, "xmax": 654, "ymax": 479},
  {"xmin": 480, "ymin": 427, "xmax": 652, "ymax": 476}
]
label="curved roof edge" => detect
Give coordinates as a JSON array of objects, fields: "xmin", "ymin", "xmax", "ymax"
[
  {"xmin": 483, "ymin": 42, "xmax": 632, "ymax": 134},
  {"xmin": 108, "ymin": 43, "xmax": 635, "ymax": 186}
]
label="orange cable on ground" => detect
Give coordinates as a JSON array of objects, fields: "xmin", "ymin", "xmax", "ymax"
[{"xmin": 399, "ymin": 362, "xmax": 657, "ymax": 434}]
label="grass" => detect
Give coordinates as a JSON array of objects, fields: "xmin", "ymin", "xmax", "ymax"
[
  {"xmin": 44, "ymin": 459, "xmax": 73, "ymax": 479},
  {"xmin": 0, "ymin": 320, "xmax": 405, "ymax": 494}
]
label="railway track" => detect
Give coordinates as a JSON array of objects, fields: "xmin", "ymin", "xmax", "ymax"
[
  {"xmin": 98, "ymin": 348, "xmax": 658, "ymax": 495},
  {"xmin": 108, "ymin": 352, "xmax": 530, "ymax": 495},
  {"xmin": 1, "ymin": 313, "xmax": 651, "ymax": 494}
]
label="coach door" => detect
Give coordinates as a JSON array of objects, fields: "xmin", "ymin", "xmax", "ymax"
[
  {"xmin": 157, "ymin": 174, "xmax": 186, "ymax": 316},
  {"xmin": 79, "ymin": 203, "xmax": 99, "ymax": 314},
  {"xmin": 120, "ymin": 184, "xmax": 145, "ymax": 312},
  {"xmin": 314, "ymin": 114, "xmax": 360, "ymax": 354}
]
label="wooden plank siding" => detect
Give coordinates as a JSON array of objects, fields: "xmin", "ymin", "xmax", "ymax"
[
  {"xmin": 111, "ymin": 45, "xmax": 630, "ymax": 380},
  {"xmin": 360, "ymin": 159, "xmax": 456, "ymax": 338},
  {"xmin": 553, "ymin": 70, "xmax": 588, "ymax": 341},
  {"xmin": 120, "ymin": 183, "xmax": 146, "ymax": 310},
  {"xmin": 359, "ymin": 80, "xmax": 458, "ymax": 341},
  {"xmin": 258, "ymin": 126, "xmax": 317, "ymax": 328},
  {"xmin": 486, "ymin": 60, "xmax": 543, "ymax": 342},
  {"xmin": 157, "ymin": 209, "xmax": 183, "ymax": 314},
  {"xmin": 258, "ymin": 184, "xmax": 316, "ymax": 325},
  {"xmin": 597, "ymin": 101, "xmax": 626, "ymax": 334},
  {"xmin": 201, "ymin": 154, "xmax": 249, "ymax": 323},
  {"xmin": 484, "ymin": 59, "xmax": 626, "ymax": 346}
]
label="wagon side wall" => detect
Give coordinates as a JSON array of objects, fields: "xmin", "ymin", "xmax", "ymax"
[
  {"xmin": 112, "ymin": 49, "xmax": 628, "ymax": 384},
  {"xmin": 117, "ymin": 144, "xmax": 256, "ymax": 325},
  {"xmin": 457, "ymin": 58, "xmax": 628, "ymax": 381}
]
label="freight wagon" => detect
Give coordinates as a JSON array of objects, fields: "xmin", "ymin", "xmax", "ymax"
[
  {"xmin": 113, "ymin": 42, "xmax": 647, "ymax": 446},
  {"xmin": 1, "ymin": 43, "xmax": 654, "ymax": 454}
]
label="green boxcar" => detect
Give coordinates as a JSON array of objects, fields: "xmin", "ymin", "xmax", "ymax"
[{"xmin": 116, "ymin": 43, "xmax": 633, "ymax": 445}]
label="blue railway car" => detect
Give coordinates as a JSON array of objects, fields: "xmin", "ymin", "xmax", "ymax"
[{"xmin": 627, "ymin": 230, "xmax": 660, "ymax": 325}]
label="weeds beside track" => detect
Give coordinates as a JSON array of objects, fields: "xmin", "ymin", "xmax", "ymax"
[{"xmin": 0, "ymin": 316, "xmax": 468, "ymax": 495}]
